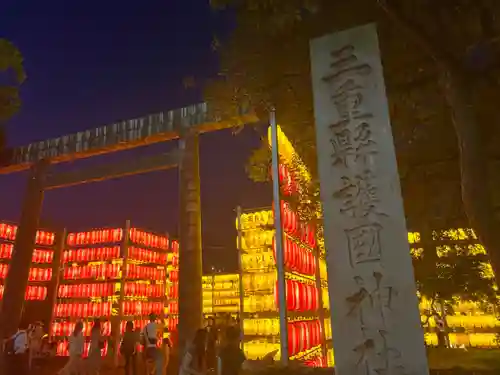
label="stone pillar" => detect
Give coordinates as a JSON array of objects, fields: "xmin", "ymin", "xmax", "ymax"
[
  {"xmin": 0, "ymin": 160, "xmax": 48, "ymax": 375},
  {"xmin": 310, "ymin": 24, "xmax": 428, "ymax": 375},
  {"xmin": 178, "ymin": 134, "xmax": 203, "ymax": 351}
]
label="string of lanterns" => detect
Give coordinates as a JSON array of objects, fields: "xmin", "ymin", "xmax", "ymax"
[
  {"xmin": 288, "ymin": 319, "xmax": 322, "ymax": 356},
  {"xmin": 165, "ymin": 316, "xmax": 179, "ymax": 331},
  {"xmin": 168, "ymin": 269, "xmax": 179, "ymax": 282},
  {"xmin": 276, "ymin": 280, "xmax": 320, "ymax": 312},
  {"xmin": 58, "ymin": 283, "xmax": 115, "ymax": 298},
  {"xmin": 278, "ymin": 163, "xmax": 299, "ymax": 196},
  {"xmin": 128, "ymin": 247, "xmax": 167, "ymax": 264},
  {"xmin": 0, "ymin": 285, "xmax": 47, "ymax": 300},
  {"xmin": 63, "ymin": 264, "xmax": 120, "ymax": 280},
  {"xmin": 125, "ymin": 264, "xmax": 165, "ymax": 280},
  {"xmin": 67, "ymin": 229, "xmax": 123, "ymax": 246},
  {"xmin": 54, "ymin": 302, "xmax": 113, "ymax": 317},
  {"xmin": 129, "ymin": 229, "xmax": 169, "ymax": 250},
  {"xmin": 0, "ymin": 265, "xmax": 52, "ymax": 281},
  {"xmin": 121, "ymin": 301, "xmax": 163, "ymax": 316},
  {"xmin": 279, "ymin": 201, "xmax": 316, "ymax": 248},
  {"xmin": 0, "ymin": 244, "xmax": 54, "ymax": 263},
  {"xmin": 56, "ymin": 340, "xmax": 108, "ymax": 357},
  {"xmin": 63, "ymin": 246, "xmax": 120, "ymax": 263},
  {"xmin": 167, "ymin": 283, "xmax": 178, "ymax": 299},
  {"xmin": 167, "ymin": 301, "xmax": 179, "ymax": 314},
  {"xmin": 171, "ymin": 240, "xmax": 179, "ymax": 253},
  {"xmin": 273, "ymin": 237, "xmax": 317, "ymax": 276},
  {"xmin": 123, "ymin": 283, "xmax": 164, "ymax": 298},
  {"xmin": 52, "ymin": 321, "xmax": 112, "ymax": 337},
  {"xmin": 0, "ymin": 223, "xmax": 55, "ymax": 245}
]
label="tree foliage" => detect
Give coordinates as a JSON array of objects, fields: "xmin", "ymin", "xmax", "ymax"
[
  {"xmin": 0, "ymin": 39, "xmax": 26, "ymax": 151},
  {"xmin": 205, "ymin": 0, "xmax": 500, "ymax": 285}
]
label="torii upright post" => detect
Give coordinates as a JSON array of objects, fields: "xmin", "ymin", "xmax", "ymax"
[
  {"xmin": 178, "ymin": 133, "xmax": 203, "ymax": 351},
  {"xmin": 0, "ymin": 159, "xmax": 47, "ymax": 375}
]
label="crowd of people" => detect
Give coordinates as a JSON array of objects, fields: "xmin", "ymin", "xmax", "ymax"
[
  {"xmin": 2, "ymin": 321, "xmax": 57, "ymax": 374},
  {"xmin": 1, "ymin": 313, "xmax": 248, "ymax": 375}
]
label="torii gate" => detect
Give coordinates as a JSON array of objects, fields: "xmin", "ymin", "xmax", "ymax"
[{"xmin": 0, "ymin": 103, "xmax": 258, "ymax": 350}]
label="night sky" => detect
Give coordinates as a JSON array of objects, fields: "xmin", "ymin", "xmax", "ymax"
[{"xmin": 0, "ymin": 0, "xmax": 271, "ymax": 272}]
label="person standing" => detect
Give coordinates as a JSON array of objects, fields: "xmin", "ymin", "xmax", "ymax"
[
  {"xmin": 87, "ymin": 319, "xmax": 104, "ymax": 375},
  {"xmin": 205, "ymin": 318, "xmax": 218, "ymax": 372},
  {"xmin": 180, "ymin": 329, "xmax": 207, "ymax": 375},
  {"xmin": 143, "ymin": 313, "xmax": 159, "ymax": 375},
  {"xmin": 58, "ymin": 321, "xmax": 84, "ymax": 375},
  {"xmin": 6, "ymin": 324, "xmax": 29, "ymax": 375},
  {"xmin": 28, "ymin": 321, "xmax": 44, "ymax": 370},
  {"xmin": 121, "ymin": 321, "xmax": 138, "ymax": 375},
  {"xmin": 218, "ymin": 327, "xmax": 245, "ymax": 375},
  {"xmin": 161, "ymin": 336, "xmax": 172, "ymax": 375}
]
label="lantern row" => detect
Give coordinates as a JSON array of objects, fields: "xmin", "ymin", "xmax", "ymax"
[
  {"xmin": 276, "ymin": 280, "xmax": 320, "ymax": 312},
  {"xmin": 57, "ymin": 283, "xmax": 168, "ymax": 298},
  {"xmin": 0, "ymin": 223, "xmax": 55, "ymax": 246},
  {"xmin": 66, "ymin": 228, "xmax": 170, "ymax": 250},
  {"xmin": 128, "ymin": 247, "xmax": 167, "ymax": 264},
  {"xmin": 122, "ymin": 283, "xmax": 165, "ymax": 298},
  {"xmin": 273, "ymin": 237, "xmax": 317, "ymax": 276},
  {"xmin": 279, "ymin": 201, "xmax": 316, "ymax": 248},
  {"xmin": 62, "ymin": 264, "xmax": 165, "ymax": 280},
  {"xmin": 278, "ymin": 164, "xmax": 300, "ymax": 196},
  {"xmin": 56, "ymin": 340, "xmax": 108, "ymax": 358},
  {"xmin": 0, "ymin": 265, "xmax": 52, "ymax": 281},
  {"xmin": 171, "ymin": 240, "xmax": 179, "ymax": 253},
  {"xmin": 63, "ymin": 247, "xmax": 120, "ymax": 263},
  {"xmin": 168, "ymin": 269, "xmax": 179, "ymax": 282},
  {"xmin": 0, "ymin": 285, "xmax": 47, "ymax": 300},
  {"xmin": 129, "ymin": 229, "xmax": 169, "ymax": 250},
  {"xmin": 304, "ymin": 356, "xmax": 328, "ymax": 368},
  {"xmin": 67, "ymin": 229, "xmax": 123, "ymax": 246},
  {"xmin": 167, "ymin": 301, "xmax": 179, "ymax": 314},
  {"xmin": 52, "ymin": 319, "xmax": 173, "ymax": 338},
  {"xmin": 121, "ymin": 301, "xmax": 164, "ymax": 316},
  {"xmin": 58, "ymin": 283, "xmax": 115, "ymax": 298},
  {"xmin": 165, "ymin": 316, "xmax": 179, "ymax": 332},
  {"xmin": 167, "ymin": 283, "xmax": 179, "ymax": 299},
  {"xmin": 0, "ymin": 244, "xmax": 54, "ymax": 263},
  {"xmin": 63, "ymin": 264, "xmax": 121, "ymax": 280},
  {"xmin": 52, "ymin": 320, "xmax": 114, "ymax": 337},
  {"xmin": 54, "ymin": 302, "xmax": 113, "ymax": 317},
  {"xmin": 125, "ymin": 264, "xmax": 166, "ymax": 280},
  {"xmin": 288, "ymin": 319, "xmax": 323, "ymax": 356},
  {"xmin": 54, "ymin": 302, "xmax": 165, "ymax": 318}
]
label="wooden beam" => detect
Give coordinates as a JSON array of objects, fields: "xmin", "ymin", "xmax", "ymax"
[
  {"xmin": 0, "ymin": 103, "xmax": 258, "ymax": 174},
  {"xmin": 45, "ymin": 152, "xmax": 178, "ymax": 190}
]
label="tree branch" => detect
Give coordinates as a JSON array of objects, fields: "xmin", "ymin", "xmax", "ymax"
[{"xmin": 375, "ymin": 0, "xmax": 456, "ymax": 66}]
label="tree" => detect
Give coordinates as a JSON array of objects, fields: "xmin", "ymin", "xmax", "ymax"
[
  {"xmin": 0, "ymin": 39, "xmax": 26, "ymax": 152},
  {"xmin": 412, "ymin": 227, "xmax": 498, "ymax": 347},
  {"xmin": 205, "ymin": 0, "xmax": 500, "ymax": 285}
]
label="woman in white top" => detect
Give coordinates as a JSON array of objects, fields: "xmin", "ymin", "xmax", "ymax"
[
  {"xmin": 58, "ymin": 321, "xmax": 84, "ymax": 375},
  {"xmin": 86, "ymin": 319, "xmax": 104, "ymax": 375}
]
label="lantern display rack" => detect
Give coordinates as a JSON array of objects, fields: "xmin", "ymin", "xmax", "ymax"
[
  {"xmin": 202, "ymin": 274, "xmax": 240, "ymax": 315},
  {"xmin": 238, "ymin": 206, "xmax": 326, "ymax": 364},
  {"xmin": 52, "ymin": 224, "xmax": 173, "ymax": 356},
  {"xmin": 239, "ymin": 124, "xmax": 329, "ymax": 366},
  {"xmin": 0, "ymin": 221, "xmax": 57, "ymax": 302},
  {"xmin": 268, "ymin": 126, "xmax": 330, "ymax": 366}
]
